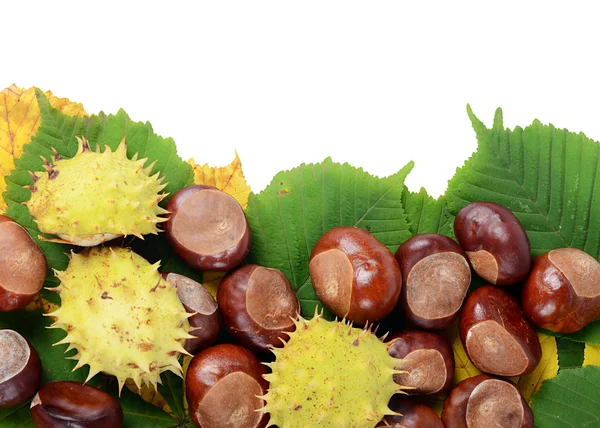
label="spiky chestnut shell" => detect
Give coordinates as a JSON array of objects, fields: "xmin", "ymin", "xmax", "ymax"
[
  {"xmin": 47, "ymin": 247, "xmax": 193, "ymax": 392},
  {"xmin": 25, "ymin": 137, "xmax": 168, "ymax": 246},
  {"xmin": 261, "ymin": 312, "xmax": 408, "ymax": 428}
]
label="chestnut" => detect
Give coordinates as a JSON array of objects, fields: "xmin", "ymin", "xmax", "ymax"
[
  {"xmin": 395, "ymin": 234, "xmax": 471, "ymax": 329},
  {"xmin": 186, "ymin": 344, "xmax": 268, "ymax": 428},
  {"xmin": 217, "ymin": 264, "xmax": 299, "ymax": 353},
  {"xmin": 30, "ymin": 381, "xmax": 123, "ymax": 428},
  {"xmin": 387, "ymin": 329, "xmax": 454, "ymax": 395},
  {"xmin": 163, "ymin": 272, "xmax": 222, "ymax": 354},
  {"xmin": 442, "ymin": 374, "xmax": 533, "ymax": 428},
  {"xmin": 309, "ymin": 226, "xmax": 401, "ymax": 324},
  {"xmin": 460, "ymin": 285, "xmax": 541, "ymax": 377},
  {"xmin": 522, "ymin": 248, "xmax": 600, "ymax": 333},
  {"xmin": 377, "ymin": 396, "xmax": 444, "ymax": 428},
  {"xmin": 454, "ymin": 202, "xmax": 531, "ymax": 285},
  {"xmin": 165, "ymin": 185, "xmax": 251, "ymax": 271},
  {"xmin": 0, "ymin": 329, "xmax": 41, "ymax": 408},
  {"xmin": 0, "ymin": 215, "xmax": 47, "ymax": 311}
]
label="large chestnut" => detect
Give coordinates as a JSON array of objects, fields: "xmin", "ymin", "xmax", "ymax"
[
  {"xmin": 165, "ymin": 185, "xmax": 251, "ymax": 271},
  {"xmin": 376, "ymin": 396, "xmax": 444, "ymax": 428},
  {"xmin": 395, "ymin": 234, "xmax": 471, "ymax": 329},
  {"xmin": 218, "ymin": 264, "xmax": 299, "ymax": 353},
  {"xmin": 0, "ymin": 215, "xmax": 47, "ymax": 311},
  {"xmin": 186, "ymin": 344, "xmax": 268, "ymax": 428},
  {"xmin": 0, "ymin": 329, "xmax": 42, "ymax": 408},
  {"xmin": 442, "ymin": 374, "xmax": 533, "ymax": 428},
  {"xmin": 460, "ymin": 285, "xmax": 541, "ymax": 377},
  {"xmin": 454, "ymin": 202, "xmax": 531, "ymax": 285},
  {"xmin": 309, "ymin": 226, "xmax": 401, "ymax": 324},
  {"xmin": 163, "ymin": 272, "xmax": 222, "ymax": 354},
  {"xmin": 387, "ymin": 329, "xmax": 454, "ymax": 395},
  {"xmin": 522, "ymin": 247, "xmax": 600, "ymax": 333},
  {"xmin": 30, "ymin": 381, "xmax": 123, "ymax": 428}
]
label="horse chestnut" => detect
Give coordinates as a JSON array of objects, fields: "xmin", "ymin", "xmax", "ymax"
[
  {"xmin": 0, "ymin": 329, "xmax": 41, "ymax": 408},
  {"xmin": 377, "ymin": 396, "xmax": 444, "ymax": 428}
]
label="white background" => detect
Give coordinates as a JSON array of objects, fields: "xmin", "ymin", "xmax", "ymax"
[{"xmin": 4, "ymin": 1, "xmax": 600, "ymax": 197}]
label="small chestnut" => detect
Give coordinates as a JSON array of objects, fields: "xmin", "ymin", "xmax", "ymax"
[
  {"xmin": 454, "ymin": 202, "xmax": 531, "ymax": 285},
  {"xmin": 395, "ymin": 234, "xmax": 471, "ymax": 329},
  {"xmin": 186, "ymin": 344, "xmax": 268, "ymax": 428},
  {"xmin": 30, "ymin": 381, "xmax": 123, "ymax": 428},
  {"xmin": 522, "ymin": 247, "xmax": 600, "ymax": 333},
  {"xmin": 442, "ymin": 374, "xmax": 533, "ymax": 428},
  {"xmin": 309, "ymin": 226, "xmax": 402, "ymax": 324},
  {"xmin": 387, "ymin": 329, "xmax": 454, "ymax": 395},
  {"xmin": 165, "ymin": 185, "xmax": 251, "ymax": 271},
  {"xmin": 218, "ymin": 264, "xmax": 299, "ymax": 353},
  {"xmin": 0, "ymin": 329, "xmax": 42, "ymax": 408},
  {"xmin": 377, "ymin": 396, "xmax": 444, "ymax": 428},
  {"xmin": 163, "ymin": 272, "xmax": 222, "ymax": 354},
  {"xmin": 0, "ymin": 215, "xmax": 47, "ymax": 311},
  {"xmin": 460, "ymin": 285, "xmax": 541, "ymax": 377}
]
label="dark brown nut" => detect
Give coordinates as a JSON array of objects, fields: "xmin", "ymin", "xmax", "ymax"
[
  {"xmin": 454, "ymin": 202, "xmax": 531, "ymax": 285},
  {"xmin": 0, "ymin": 215, "xmax": 47, "ymax": 311},
  {"xmin": 442, "ymin": 374, "xmax": 533, "ymax": 428},
  {"xmin": 387, "ymin": 329, "xmax": 454, "ymax": 395},
  {"xmin": 460, "ymin": 285, "xmax": 541, "ymax": 377},
  {"xmin": 377, "ymin": 396, "xmax": 444, "ymax": 428},
  {"xmin": 163, "ymin": 272, "xmax": 222, "ymax": 354},
  {"xmin": 309, "ymin": 226, "xmax": 402, "ymax": 324},
  {"xmin": 186, "ymin": 344, "xmax": 268, "ymax": 428},
  {"xmin": 0, "ymin": 329, "xmax": 41, "ymax": 408},
  {"xmin": 165, "ymin": 185, "xmax": 251, "ymax": 271},
  {"xmin": 395, "ymin": 234, "xmax": 471, "ymax": 329},
  {"xmin": 30, "ymin": 381, "xmax": 123, "ymax": 428},
  {"xmin": 522, "ymin": 248, "xmax": 600, "ymax": 333},
  {"xmin": 217, "ymin": 264, "xmax": 299, "ymax": 353}
]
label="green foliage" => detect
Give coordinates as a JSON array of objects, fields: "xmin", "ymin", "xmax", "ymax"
[{"xmin": 556, "ymin": 338, "xmax": 585, "ymax": 369}]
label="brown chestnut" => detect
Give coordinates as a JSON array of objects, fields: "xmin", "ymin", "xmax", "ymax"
[
  {"xmin": 377, "ymin": 396, "xmax": 444, "ymax": 428},
  {"xmin": 387, "ymin": 329, "xmax": 454, "ymax": 395},
  {"xmin": 395, "ymin": 234, "xmax": 471, "ymax": 329},
  {"xmin": 522, "ymin": 248, "xmax": 600, "ymax": 333},
  {"xmin": 460, "ymin": 285, "xmax": 541, "ymax": 377},
  {"xmin": 309, "ymin": 226, "xmax": 401, "ymax": 324},
  {"xmin": 165, "ymin": 185, "xmax": 251, "ymax": 271},
  {"xmin": 442, "ymin": 374, "xmax": 533, "ymax": 428},
  {"xmin": 217, "ymin": 264, "xmax": 299, "ymax": 353},
  {"xmin": 0, "ymin": 215, "xmax": 47, "ymax": 311},
  {"xmin": 163, "ymin": 272, "xmax": 222, "ymax": 354},
  {"xmin": 30, "ymin": 381, "xmax": 123, "ymax": 428},
  {"xmin": 454, "ymin": 202, "xmax": 531, "ymax": 285},
  {"xmin": 0, "ymin": 329, "xmax": 42, "ymax": 408},
  {"xmin": 186, "ymin": 344, "xmax": 268, "ymax": 428}
]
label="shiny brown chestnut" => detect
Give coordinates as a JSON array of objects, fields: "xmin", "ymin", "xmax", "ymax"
[
  {"xmin": 387, "ymin": 329, "xmax": 454, "ymax": 395},
  {"xmin": 309, "ymin": 226, "xmax": 401, "ymax": 324},
  {"xmin": 186, "ymin": 344, "xmax": 268, "ymax": 428},
  {"xmin": 395, "ymin": 234, "xmax": 471, "ymax": 329},
  {"xmin": 165, "ymin": 185, "xmax": 251, "ymax": 271},
  {"xmin": 30, "ymin": 381, "xmax": 123, "ymax": 428},
  {"xmin": 217, "ymin": 264, "xmax": 299, "ymax": 354},
  {"xmin": 163, "ymin": 272, "xmax": 222, "ymax": 354},
  {"xmin": 0, "ymin": 215, "xmax": 47, "ymax": 311},
  {"xmin": 377, "ymin": 396, "xmax": 444, "ymax": 428},
  {"xmin": 460, "ymin": 285, "xmax": 541, "ymax": 377},
  {"xmin": 442, "ymin": 374, "xmax": 533, "ymax": 428},
  {"xmin": 0, "ymin": 329, "xmax": 42, "ymax": 408},
  {"xmin": 522, "ymin": 248, "xmax": 600, "ymax": 333},
  {"xmin": 454, "ymin": 202, "xmax": 531, "ymax": 285}
]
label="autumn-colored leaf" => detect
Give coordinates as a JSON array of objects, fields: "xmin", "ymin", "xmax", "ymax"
[
  {"xmin": 0, "ymin": 85, "xmax": 86, "ymax": 211},
  {"xmin": 516, "ymin": 333, "xmax": 559, "ymax": 404},
  {"xmin": 584, "ymin": 343, "xmax": 600, "ymax": 367},
  {"xmin": 451, "ymin": 333, "xmax": 483, "ymax": 384},
  {"xmin": 202, "ymin": 271, "xmax": 226, "ymax": 298}
]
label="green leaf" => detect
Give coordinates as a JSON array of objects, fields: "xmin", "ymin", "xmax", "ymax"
[
  {"xmin": 402, "ymin": 187, "xmax": 454, "ymax": 238},
  {"xmin": 557, "ymin": 337, "xmax": 585, "ymax": 369},
  {"xmin": 532, "ymin": 366, "xmax": 600, "ymax": 427},
  {"xmin": 245, "ymin": 157, "xmax": 414, "ymax": 317},
  {"xmin": 119, "ymin": 388, "xmax": 180, "ymax": 428},
  {"xmin": 541, "ymin": 320, "xmax": 600, "ymax": 345},
  {"xmin": 157, "ymin": 371, "xmax": 186, "ymax": 421},
  {"xmin": 0, "ymin": 402, "xmax": 34, "ymax": 428}
]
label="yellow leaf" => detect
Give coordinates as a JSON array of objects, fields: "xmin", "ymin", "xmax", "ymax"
[
  {"xmin": 188, "ymin": 152, "xmax": 251, "ymax": 208},
  {"xmin": 583, "ymin": 343, "xmax": 600, "ymax": 367},
  {"xmin": 452, "ymin": 333, "xmax": 483, "ymax": 384},
  {"xmin": 515, "ymin": 333, "xmax": 558, "ymax": 404},
  {"xmin": 202, "ymin": 271, "xmax": 226, "ymax": 298}
]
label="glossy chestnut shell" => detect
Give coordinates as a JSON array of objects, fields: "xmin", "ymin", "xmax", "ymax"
[{"xmin": 376, "ymin": 396, "xmax": 444, "ymax": 428}]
